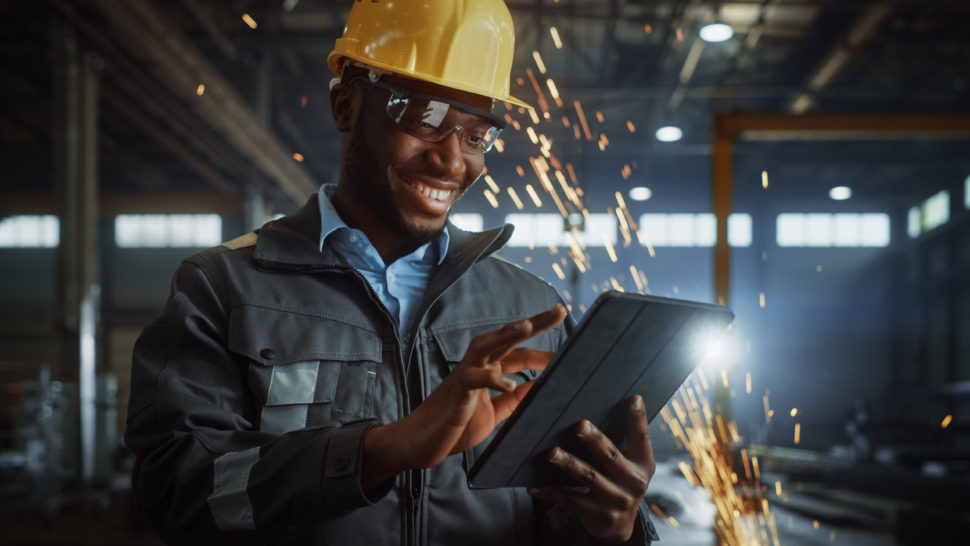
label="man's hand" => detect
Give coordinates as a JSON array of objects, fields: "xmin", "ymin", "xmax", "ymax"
[
  {"xmin": 527, "ymin": 395, "xmax": 656, "ymax": 544},
  {"xmin": 362, "ymin": 304, "xmax": 567, "ymax": 490}
]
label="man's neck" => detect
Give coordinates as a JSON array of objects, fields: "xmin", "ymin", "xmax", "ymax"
[{"xmin": 329, "ymin": 186, "xmax": 425, "ymax": 265}]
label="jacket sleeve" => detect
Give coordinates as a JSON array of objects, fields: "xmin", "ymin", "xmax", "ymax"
[
  {"xmin": 539, "ymin": 501, "xmax": 659, "ymax": 545},
  {"xmin": 124, "ymin": 259, "xmax": 391, "ymax": 544}
]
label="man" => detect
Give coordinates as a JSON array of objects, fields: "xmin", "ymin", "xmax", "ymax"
[{"xmin": 125, "ymin": 1, "xmax": 658, "ymax": 544}]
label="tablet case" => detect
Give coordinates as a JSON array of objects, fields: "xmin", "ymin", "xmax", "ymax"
[{"xmin": 467, "ymin": 291, "xmax": 734, "ymax": 489}]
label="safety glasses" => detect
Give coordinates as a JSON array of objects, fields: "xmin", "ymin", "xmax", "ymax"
[{"xmin": 347, "ymin": 76, "xmax": 505, "ymax": 154}]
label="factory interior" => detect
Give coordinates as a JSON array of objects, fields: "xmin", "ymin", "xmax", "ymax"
[{"xmin": 1, "ymin": 0, "xmax": 968, "ymax": 544}]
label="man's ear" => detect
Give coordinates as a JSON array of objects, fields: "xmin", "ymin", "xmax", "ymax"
[{"xmin": 330, "ymin": 83, "xmax": 357, "ymax": 132}]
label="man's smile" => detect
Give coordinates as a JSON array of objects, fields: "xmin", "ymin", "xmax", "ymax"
[{"xmin": 397, "ymin": 174, "xmax": 463, "ymax": 216}]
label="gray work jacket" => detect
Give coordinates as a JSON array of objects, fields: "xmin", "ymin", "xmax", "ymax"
[{"xmin": 125, "ymin": 196, "xmax": 658, "ymax": 545}]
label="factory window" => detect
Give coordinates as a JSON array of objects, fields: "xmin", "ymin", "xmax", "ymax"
[
  {"xmin": 727, "ymin": 214, "xmax": 753, "ymax": 247},
  {"xmin": 776, "ymin": 213, "xmax": 890, "ymax": 247},
  {"xmin": 449, "ymin": 213, "xmax": 483, "ymax": 232},
  {"xmin": 505, "ymin": 213, "xmax": 617, "ymax": 247},
  {"xmin": 637, "ymin": 213, "xmax": 752, "ymax": 247},
  {"xmin": 0, "ymin": 215, "xmax": 59, "ymax": 248},
  {"xmin": 907, "ymin": 207, "xmax": 921, "ymax": 239},
  {"xmin": 965, "ymin": 176, "xmax": 969, "ymax": 209},
  {"xmin": 115, "ymin": 214, "xmax": 222, "ymax": 248},
  {"xmin": 907, "ymin": 190, "xmax": 950, "ymax": 238},
  {"xmin": 921, "ymin": 190, "xmax": 949, "ymax": 232}
]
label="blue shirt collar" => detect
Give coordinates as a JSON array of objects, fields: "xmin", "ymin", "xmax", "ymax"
[{"xmin": 317, "ymin": 184, "xmax": 449, "ymax": 265}]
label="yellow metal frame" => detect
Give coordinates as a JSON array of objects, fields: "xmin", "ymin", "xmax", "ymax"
[{"xmin": 711, "ymin": 112, "xmax": 970, "ymax": 306}]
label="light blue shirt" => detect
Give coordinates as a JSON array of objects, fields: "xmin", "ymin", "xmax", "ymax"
[{"xmin": 317, "ymin": 184, "xmax": 449, "ymax": 337}]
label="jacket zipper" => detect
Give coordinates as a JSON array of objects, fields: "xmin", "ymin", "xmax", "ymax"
[
  {"xmin": 343, "ymin": 267, "xmax": 422, "ymax": 546},
  {"xmin": 260, "ymin": 244, "xmax": 505, "ymax": 546}
]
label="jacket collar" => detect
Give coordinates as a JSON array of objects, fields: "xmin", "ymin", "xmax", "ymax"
[{"xmin": 253, "ymin": 195, "xmax": 513, "ymax": 270}]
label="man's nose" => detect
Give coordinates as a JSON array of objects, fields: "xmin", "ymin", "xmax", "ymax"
[{"xmin": 426, "ymin": 129, "xmax": 465, "ymax": 178}]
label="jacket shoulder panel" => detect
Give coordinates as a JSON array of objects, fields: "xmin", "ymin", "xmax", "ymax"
[{"xmin": 222, "ymin": 232, "xmax": 258, "ymax": 250}]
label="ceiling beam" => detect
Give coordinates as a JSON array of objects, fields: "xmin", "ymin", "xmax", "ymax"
[
  {"xmin": 81, "ymin": 0, "xmax": 319, "ymax": 203},
  {"xmin": 789, "ymin": 6, "xmax": 892, "ymax": 113},
  {"xmin": 715, "ymin": 112, "xmax": 970, "ymax": 139}
]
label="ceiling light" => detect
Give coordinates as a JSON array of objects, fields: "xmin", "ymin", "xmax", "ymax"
[
  {"xmin": 655, "ymin": 126, "xmax": 683, "ymax": 142},
  {"xmin": 629, "ymin": 187, "xmax": 652, "ymax": 201},
  {"xmin": 699, "ymin": 23, "xmax": 733, "ymax": 43},
  {"xmin": 829, "ymin": 186, "xmax": 852, "ymax": 200}
]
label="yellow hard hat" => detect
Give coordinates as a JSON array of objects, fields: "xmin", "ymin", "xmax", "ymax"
[{"xmin": 328, "ymin": 0, "xmax": 531, "ymax": 109}]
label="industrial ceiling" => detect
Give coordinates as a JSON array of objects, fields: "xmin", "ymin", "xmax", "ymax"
[{"xmin": 1, "ymin": 0, "xmax": 969, "ymax": 215}]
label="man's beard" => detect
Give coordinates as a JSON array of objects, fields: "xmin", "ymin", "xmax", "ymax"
[{"xmin": 344, "ymin": 129, "xmax": 454, "ymax": 250}]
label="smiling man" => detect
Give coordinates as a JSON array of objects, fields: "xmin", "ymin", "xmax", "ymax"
[{"xmin": 125, "ymin": 1, "xmax": 658, "ymax": 545}]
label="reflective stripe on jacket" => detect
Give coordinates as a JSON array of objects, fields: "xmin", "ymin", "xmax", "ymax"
[{"xmin": 125, "ymin": 196, "xmax": 657, "ymax": 545}]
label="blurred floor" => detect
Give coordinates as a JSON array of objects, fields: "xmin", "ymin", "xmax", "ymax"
[
  {"xmin": 1, "ymin": 489, "xmax": 163, "ymax": 546},
  {"xmin": 638, "ymin": 460, "xmax": 899, "ymax": 546},
  {"xmin": 0, "ymin": 459, "xmax": 918, "ymax": 545}
]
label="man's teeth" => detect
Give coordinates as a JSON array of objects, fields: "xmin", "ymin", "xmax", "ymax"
[{"xmin": 414, "ymin": 182, "xmax": 451, "ymax": 201}]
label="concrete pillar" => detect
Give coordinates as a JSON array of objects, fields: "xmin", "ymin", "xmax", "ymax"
[{"xmin": 51, "ymin": 20, "xmax": 103, "ymax": 488}]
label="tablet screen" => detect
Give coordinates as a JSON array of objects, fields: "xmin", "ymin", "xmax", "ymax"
[{"xmin": 467, "ymin": 291, "xmax": 734, "ymax": 489}]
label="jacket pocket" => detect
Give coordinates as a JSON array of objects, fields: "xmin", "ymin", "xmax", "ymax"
[
  {"xmin": 227, "ymin": 304, "xmax": 382, "ymax": 434},
  {"xmin": 430, "ymin": 319, "xmax": 560, "ymax": 376},
  {"xmin": 427, "ymin": 320, "xmax": 561, "ymax": 477}
]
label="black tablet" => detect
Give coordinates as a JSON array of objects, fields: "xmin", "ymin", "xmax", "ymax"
[{"xmin": 466, "ymin": 291, "xmax": 734, "ymax": 489}]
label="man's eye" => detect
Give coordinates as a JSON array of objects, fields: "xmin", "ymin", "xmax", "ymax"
[{"xmin": 402, "ymin": 117, "xmax": 437, "ymax": 132}]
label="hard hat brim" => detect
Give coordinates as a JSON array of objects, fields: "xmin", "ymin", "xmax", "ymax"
[{"xmin": 329, "ymin": 51, "xmax": 533, "ymax": 111}]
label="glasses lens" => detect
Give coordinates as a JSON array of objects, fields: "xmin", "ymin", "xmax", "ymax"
[{"xmin": 385, "ymin": 93, "xmax": 501, "ymax": 153}]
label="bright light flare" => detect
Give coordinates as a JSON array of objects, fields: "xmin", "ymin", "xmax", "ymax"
[
  {"xmin": 829, "ymin": 186, "xmax": 852, "ymax": 200},
  {"xmin": 532, "ymin": 50, "xmax": 547, "ymax": 74},
  {"xmin": 697, "ymin": 332, "xmax": 736, "ymax": 371},
  {"xmin": 705, "ymin": 340, "xmax": 723, "ymax": 361},
  {"xmin": 655, "ymin": 126, "xmax": 683, "ymax": 142},
  {"xmin": 483, "ymin": 189, "xmax": 499, "ymax": 208},
  {"xmin": 700, "ymin": 23, "xmax": 733, "ymax": 43},
  {"xmin": 546, "ymin": 78, "xmax": 560, "ymax": 100},
  {"xmin": 196, "ymin": 84, "xmax": 205, "ymax": 96},
  {"xmin": 483, "ymin": 175, "xmax": 499, "ymax": 193},
  {"xmin": 573, "ymin": 100, "xmax": 593, "ymax": 141},
  {"xmin": 507, "ymin": 187, "xmax": 524, "ymax": 210},
  {"xmin": 241, "ymin": 13, "xmax": 258, "ymax": 29},
  {"xmin": 550, "ymin": 26, "xmax": 563, "ymax": 49},
  {"xmin": 525, "ymin": 184, "xmax": 543, "ymax": 207},
  {"xmin": 629, "ymin": 186, "xmax": 652, "ymax": 201}
]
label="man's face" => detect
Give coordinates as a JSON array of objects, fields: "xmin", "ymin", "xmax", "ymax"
[{"xmin": 340, "ymin": 74, "xmax": 493, "ymax": 250}]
